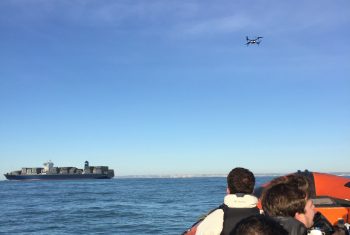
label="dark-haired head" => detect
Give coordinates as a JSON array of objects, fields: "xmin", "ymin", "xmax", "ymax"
[
  {"xmin": 227, "ymin": 167, "xmax": 255, "ymax": 194},
  {"xmin": 262, "ymin": 183, "xmax": 307, "ymax": 217}
]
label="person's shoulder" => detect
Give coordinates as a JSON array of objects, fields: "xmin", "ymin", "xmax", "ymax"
[
  {"xmin": 195, "ymin": 208, "xmax": 224, "ymax": 235},
  {"xmin": 274, "ymin": 216, "xmax": 307, "ymax": 235},
  {"xmin": 199, "ymin": 208, "xmax": 224, "ymax": 224}
]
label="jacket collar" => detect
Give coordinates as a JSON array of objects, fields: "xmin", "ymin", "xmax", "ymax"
[{"xmin": 224, "ymin": 194, "xmax": 258, "ymax": 208}]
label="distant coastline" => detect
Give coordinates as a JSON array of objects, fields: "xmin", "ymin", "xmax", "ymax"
[
  {"xmin": 116, "ymin": 172, "xmax": 350, "ymax": 179},
  {"xmin": 2, "ymin": 172, "xmax": 350, "ymax": 181}
]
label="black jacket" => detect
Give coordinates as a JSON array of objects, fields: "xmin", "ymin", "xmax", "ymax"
[{"xmin": 273, "ymin": 216, "xmax": 308, "ymax": 235}]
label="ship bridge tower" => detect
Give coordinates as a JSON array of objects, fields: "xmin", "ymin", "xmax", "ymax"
[
  {"xmin": 84, "ymin": 161, "xmax": 90, "ymax": 173},
  {"xmin": 43, "ymin": 161, "xmax": 54, "ymax": 173}
]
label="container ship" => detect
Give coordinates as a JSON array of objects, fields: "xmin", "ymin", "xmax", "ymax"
[{"xmin": 4, "ymin": 161, "xmax": 114, "ymax": 180}]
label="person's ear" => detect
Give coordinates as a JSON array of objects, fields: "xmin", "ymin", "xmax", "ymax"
[{"xmin": 226, "ymin": 187, "xmax": 230, "ymax": 194}]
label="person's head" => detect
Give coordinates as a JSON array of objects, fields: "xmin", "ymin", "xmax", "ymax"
[
  {"xmin": 227, "ymin": 167, "xmax": 255, "ymax": 194},
  {"xmin": 255, "ymin": 173, "xmax": 311, "ymax": 200},
  {"xmin": 274, "ymin": 174, "xmax": 311, "ymax": 198},
  {"xmin": 261, "ymin": 182, "xmax": 315, "ymax": 228},
  {"xmin": 259, "ymin": 173, "xmax": 310, "ymax": 204},
  {"xmin": 230, "ymin": 214, "xmax": 288, "ymax": 235}
]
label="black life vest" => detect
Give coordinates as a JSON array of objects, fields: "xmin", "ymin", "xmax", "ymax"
[{"xmin": 219, "ymin": 203, "xmax": 260, "ymax": 235}]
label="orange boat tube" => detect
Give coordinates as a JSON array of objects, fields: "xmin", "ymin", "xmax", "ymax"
[
  {"xmin": 313, "ymin": 172, "xmax": 350, "ymax": 200},
  {"xmin": 311, "ymin": 172, "xmax": 350, "ymax": 224}
]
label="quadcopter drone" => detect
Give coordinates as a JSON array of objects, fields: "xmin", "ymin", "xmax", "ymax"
[{"xmin": 246, "ymin": 36, "xmax": 263, "ymax": 46}]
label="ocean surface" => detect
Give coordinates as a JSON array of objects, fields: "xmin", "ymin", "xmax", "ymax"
[{"xmin": 0, "ymin": 176, "xmax": 291, "ymax": 234}]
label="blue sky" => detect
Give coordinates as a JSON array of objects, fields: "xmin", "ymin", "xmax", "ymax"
[{"xmin": 1, "ymin": 0, "xmax": 349, "ymax": 179}]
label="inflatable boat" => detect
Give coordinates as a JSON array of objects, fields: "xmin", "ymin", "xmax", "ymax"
[
  {"xmin": 294, "ymin": 171, "xmax": 350, "ymax": 225},
  {"xmin": 183, "ymin": 171, "xmax": 350, "ymax": 235}
]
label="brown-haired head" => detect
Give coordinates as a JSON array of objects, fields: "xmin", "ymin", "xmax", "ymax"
[
  {"xmin": 260, "ymin": 173, "xmax": 311, "ymax": 203},
  {"xmin": 262, "ymin": 183, "xmax": 307, "ymax": 217},
  {"xmin": 227, "ymin": 167, "xmax": 255, "ymax": 194}
]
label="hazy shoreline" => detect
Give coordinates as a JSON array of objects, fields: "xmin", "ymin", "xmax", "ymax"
[
  {"xmin": 2, "ymin": 172, "xmax": 350, "ymax": 181},
  {"xmin": 116, "ymin": 172, "xmax": 350, "ymax": 179}
]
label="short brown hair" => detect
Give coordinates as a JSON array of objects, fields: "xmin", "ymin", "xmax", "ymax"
[
  {"xmin": 260, "ymin": 173, "xmax": 311, "ymax": 204},
  {"xmin": 262, "ymin": 183, "xmax": 307, "ymax": 217},
  {"xmin": 227, "ymin": 167, "xmax": 255, "ymax": 194},
  {"xmin": 270, "ymin": 174, "xmax": 311, "ymax": 197}
]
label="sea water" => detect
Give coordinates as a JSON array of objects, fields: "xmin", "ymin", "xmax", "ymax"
[{"xmin": 0, "ymin": 176, "xmax": 273, "ymax": 234}]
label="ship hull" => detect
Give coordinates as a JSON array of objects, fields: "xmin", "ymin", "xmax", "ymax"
[{"xmin": 4, "ymin": 174, "xmax": 113, "ymax": 181}]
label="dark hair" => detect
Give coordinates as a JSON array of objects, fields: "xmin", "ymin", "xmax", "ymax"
[
  {"xmin": 262, "ymin": 183, "xmax": 307, "ymax": 217},
  {"xmin": 286, "ymin": 174, "xmax": 311, "ymax": 198},
  {"xmin": 230, "ymin": 214, "xmax": 288, "ymax": 235},
  {"xmin": 227, "ymin": 167, "xmax": 255, "ymax": 194},
  {"xmin": 269, "ymin": 174, "xmax": 311, "ymax": 197},
  {"xmin": 260, "ymin": 173, "xmax": 311, "ymax": 207}
]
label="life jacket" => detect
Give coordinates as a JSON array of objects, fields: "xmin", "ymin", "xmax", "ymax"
[{"xmin": 219, "ymin": 203, "xmax": 260, "ymax": 235}]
